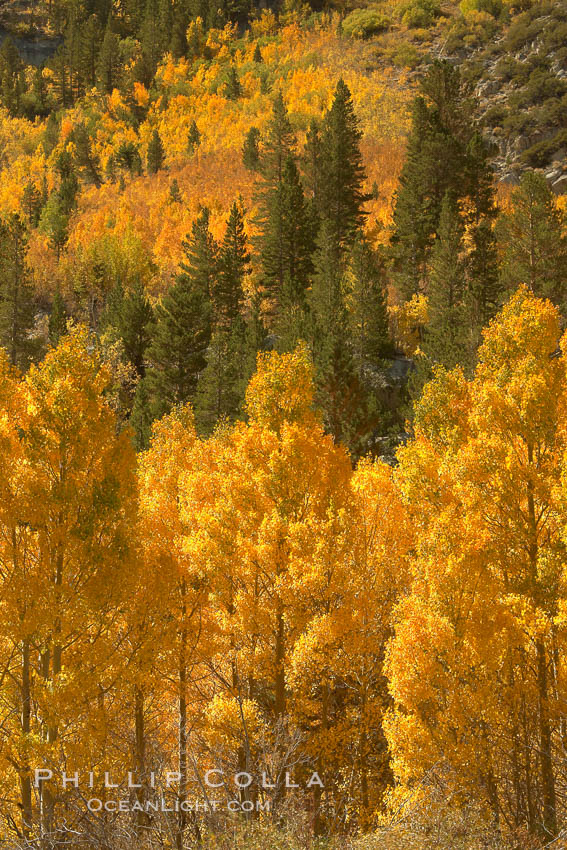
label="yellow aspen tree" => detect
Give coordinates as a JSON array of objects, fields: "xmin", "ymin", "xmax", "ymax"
[
  {"xmin": 19, "ymin": 326, "xmax": 137, "ymax": 836},
  {"xmin": 386, "ymin": 289, "xmax": 567, "ymax": 841}
]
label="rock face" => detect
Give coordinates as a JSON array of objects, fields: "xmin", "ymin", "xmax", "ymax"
[{"xmin": 448, "ymin": 0, "xmax": 567, "ymax": 183}]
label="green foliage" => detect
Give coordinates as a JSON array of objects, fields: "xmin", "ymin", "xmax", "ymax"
[
  {"xmin": 145, "ymin": 209, "xmax": 215, "ymax": 418},
  {"xmin": 243, "ymin": 126, "xmax": 261, "ymax": 170},
  {"xmin": 48, "ymin": 287, "xmax": 67, "ymax": 346},
  {"xmin": 187, "ymin": 119, "xmax": 201, "ymax": 153},
  {"xmin": 147, "ymin": 128, "xmax": 165, "ymax": 174},
  {"xmin": 496, "ymin": 170, "xmax": 567, "ymax": 306},
  {"xmin": 341, "ymin": 7, "xmax": 390, "ymax": 40},
  {"xmin": 460, "ymin": 0, "xmax": 502, "ymax": 17},
  {"xmin": 400, "ymin": 0, "xmax": 441, "ymax": 29},
  {"xmin": 0, "ymin": 215, "xmax": 37, "ymax": 369}
]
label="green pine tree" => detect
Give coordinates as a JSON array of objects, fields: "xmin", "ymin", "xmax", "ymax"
[
  {"xmin": 97, "ymin": 16, "xmax": 121, "ymax": 94},
  {"xmin": 497, "ymin": 170, "xmax": 567, "ymax": 306},
  {"xmin": 49, "ymin": 286, "xmax": 68, "ymax": 346},
  {"xmin": 318, "ymin": 78, "xmax": 367, "ymax": 258},
  {"xmin": 194, "ymin": 319, "xmax": 246, "ymax": 434},
  {"xmin": 147, "ymin": 128, "xmax": 165, "ymax": 174},
  {"xmin": 224, "ymin": 65, "xmax": 242, "ymax": 99},
  {"xmin": 214, "ymin": 201, "xmax": 250, "ymax": 328},
  {"xmin": 242, "ymin": 126, "xmax": 260, "ymax": 171},
  {"xmin": 309, "ymin": 220, "xmax": 372, "ymax": 457},
  {"xmin": 346, "ymin": 233, "xmax": 392, "ymax": 370},
  {"xmin": 0, "ymin": 215, "xmax": 36, "ymax": 369},
  {"xmin": 187, "ymin": 119, "xmax": 201, "ymax": 153},
  {"xmin": 422, "ymin": 192, "xmax": 468, "ymax": 376},
  {"xmin": 390, "ymin": 62, "xmax": 468, "ymax": 301},
  {"xmin": 22, "ymin": 180, "xmax": 42, "ymax": 227},
  {"xmin": 145, "ymin": 208, "xmax": 216, "ymax": 417},
  {"xmin": 130, "ymin": 376, "xmax": 153, "ymax": 451}
]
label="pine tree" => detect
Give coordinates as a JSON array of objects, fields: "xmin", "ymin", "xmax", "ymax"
[
  {"xmin": 309, "ymin": 221, "xmax": 371, "ymax": 457},
  {"xmin": 79, "ymin": 14, "xmax": 102, "ymax": 91},
  {"xmin": 242, "ymin": 126, "xmax": 260, "ymax": 171},
  {"xmin": 253, "ymin": 42, "xmax": 262, "ymax": 62},
  {"xmin": 169, "ymin": 178, "xmax": 182, "ymax": 204},
  {"xmin": 0, "ymin": 215, "xmax": 36, "ymax": 369},
  {"xmin": 0, "ymin": 37, "xmax": 25, "ymax": 116},
  {"xmin": 194, "ymin": 320, "xmax": 246, "ymax": 434},
  {"xmin": 497, "ymin": 171, "xmax": 567, "ymax": 306},
  {"xmin": 130, "ymin": 376, "xmax": 153, "ymax": 451},
  {"xmin": 302, "ymin": 119, "xmax": 322, "ymax": 220},
  {"xmin": 118, "ymin": 282, "xmax": 154, "ymax": 378},
  {"xmin": 147, "ymin": 129, "xmax": 165, "ymax": 174},
  {"xmin": 346, "ymin": 234, "xmax": 391, "ymax": 371},
  {"xmin": 214, "ymin": 201, "xmax": 250, "ymax": 328},
  {"xmin": 390, "ymin": 63, "xmax": 468, "ymax": 301},
  {"xmin": 422, "ymin": 192, "xmax": 468, "ymax": 376},
  {"xmin": 224, "ymin": 65, "xmax": 241, "ymax": 99},
  {"xmin": 72, "ymin": 123, "xmax": 102, "ymax": 187},
  {"xmin": 22, "ymin": 181, "xmax": 42, "ymax": 227},
  {"xmin": 97, "ymin": 16, "xmax": 121, "ymax": 94},
  {"xmin": 187, "ymin": 119, "xmax": 201, "ymax": 154},
  {"xmin": 170, "ymin": 0, "xmax": 190, "ymax": 58},
  {"xmin": 145, "ymin": 209, "xmax": 216, "ymax": 417},
  {"xmin": 49, "ymin": 286, "xmax": 67, "ymax": 346},
  {"xmin": 318, "ymin": 79, "xmax": 367, "ymax": 258}
]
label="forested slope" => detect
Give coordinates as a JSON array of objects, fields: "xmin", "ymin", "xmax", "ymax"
[{"xmin": 0, "ymin": 1, "xmax": 565, "ymax": 848}]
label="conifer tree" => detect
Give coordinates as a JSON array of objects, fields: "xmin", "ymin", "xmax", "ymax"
[
  {"xmin": 255, "ymin": 99, "xmax": 314, "ymax": 326},
  {"xmin": 346, "ymin": 234, "xmax": 391, "ymax": 371},
  {"xmin": 309, "ymin": 221, "xmax": 371, "ymax": 456},
  {"xmin": 147, "ymin": 129, "xmax": 165, "ymax": 174},
  {"xmin": 214, "ymin": 201, "xmax": 250, "ymax": 328},
  {"xmin": 21, "ymin": 181, "xmax": 42, "ymax": 227},
  {"xmin": 224, "ymin": 65, "xmax": 241, "ymax": 100},
  {"xmin": 420, "ymin": 191, "xmax": 468, "ymax": 379},
  {"xmin": 187, "ymin": 119, "xmax": 201, "ymax": 153},
  {"xmin": 145, "ymin": 209, "xmax": 216, "ymax": 417},
  {"xmin": 49, "ymin": 286, "xmax": 67, "ymax": 346},
  {"xmin": 169, "ymin": 178, "xmax": 182, "ymax": 204},
  {"xmin": 253, "ymin": 42, "xmax": 262, "ymax": 62},
  {"xmin": 318, "ymin": 79, "xmax": 367, "ymax": 258},
  {"xmin": 194, "ymin": 321, "xmax": 246, "ymax": 434},
  {"xmin": 130, "ymin": 377, "xmax": 153, "ymax": 451},
  {"xmin": 97, "ymin": 17, "xmax": 121, "ymax": 93},
  {"xmin": 497, "ymin": 171, "xmax": 567, "ymax": 306},
  {"xmin": 390, "ymin": 63, "xmax": 467, "ymax": 300},
  {"xmin": 0, "ymin": 215, "xmax": 36, "ymax": 369},
  {"xmin": 242, "ymin": 126, "xmax": 260, "ymax": 171}
]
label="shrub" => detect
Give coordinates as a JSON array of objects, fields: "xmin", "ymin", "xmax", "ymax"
[
  {"xmin": 521, "ymin": 128, "xmax": 567, "ymax": 167},
  {"xmin": 342, "ymin": 7, "xmax": 390, "ymax": 38},
  {"xmin": 460, "ymin": 0, "xmax": 502, "ymax": 17},
  {"xmin": 400, "ymin": 0, "xmax": 441, "ymax": 28}
]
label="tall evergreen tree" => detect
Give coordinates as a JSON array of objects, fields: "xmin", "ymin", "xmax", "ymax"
[
  {"xmin": 390, "ymin": 62, "xmax": 467, "ymax": 300},
  {"xmin": 346, "ymin": 234, "xmax": 391, "ymax": 371},
  {"xmin": 49, "ymin": 286, "xmax": 68, "ymax": 346},
  {"xmin": 309, "ymin": 221, "xmax": 371, "ymax": 457},
  {"xmin": 97, "ymin": 16, "xmax": 121, "ymax": 94},
  {"xmin": 421, "ymin": 191, "xmax": 468, "ymax": 376},
  {"xmin": 214, "ymin": 201, "xmax": 250, "ymax": 328},
  {"xmin": 194, "ymin": 321, "xmax": 246, "ymax": 434},
  {"xmin": 145, "ymin": 208, "xmax": 216, "ymax": 417},
  {"xmin": 317, "ymin": 79, "xmax": 367, "ymax": 258},
  {"xmin": 104, "ymin": 280, "xmax": 154, "ymax": 378},
  {"xmin": 187, "ymin": 119, "xmax": 201, "ymax": 154},
  {"xmin": 147, "ymin": 128, "xmax": 165, "ymax": 174},
  {"xmin": 0, "ymin": 215, "xmax": 36, "ymax": 369},
  {"xmin": 497, "ymin": 171, "xmax": 567, "ymax": 306},
  {"xmin": 242, "ymin": 126, "xmax": 260, "ymax": 171}
]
